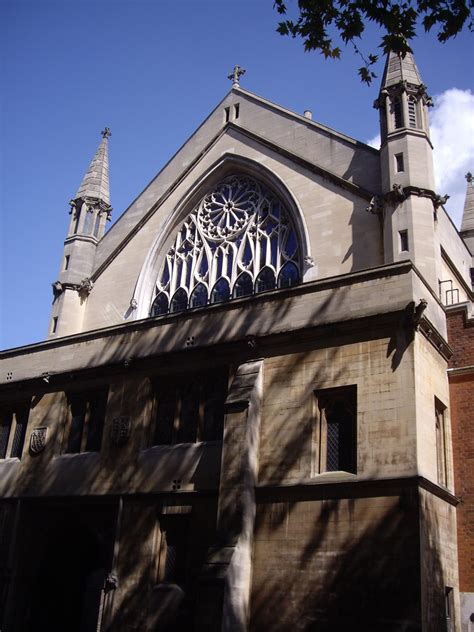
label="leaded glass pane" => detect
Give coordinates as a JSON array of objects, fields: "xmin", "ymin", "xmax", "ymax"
[
  {"xmin": 255, "ymin": 267, "xmax": 276, "ymax": 293},
  {"xmin": 278, "ymin": 262, "xmax": 300, "ymax": 288},
  {"xmin": 10, "ymin": 406, "xmax": 28, "ymax": 458},
  {"xmin": 233, "ymin": 272, "xmax": 253, "ymax": 298},
  {"xmin": 211, "ymin": 278, "xmax": 230, "ymax": 304},
  {"xmin": 190, "ymin": 283, "xmax": 208, "ymax": 308},
  {"xmin": 170, "ymin": 288, "xmax": 188, "ymax": 313},
  {"xmin": 150, "ymin": 174, "xmax": 301, "ymax": 315},
  {"xmin": 0, "ymin": 411, "xmax": 12, "ymax": 459},
  {"xmin": 151, "ymin": 293, "xmax": 169, "ymax": 317}
]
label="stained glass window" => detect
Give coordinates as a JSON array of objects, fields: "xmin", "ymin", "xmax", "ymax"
[{"xmin": 150, "ymin": 174, "xmax": 301, "ymax": 316}]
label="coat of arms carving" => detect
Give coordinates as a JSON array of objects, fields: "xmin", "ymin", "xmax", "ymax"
[
  {"xmin": 30, "ymin": 427, "xmax": 48, "ymax": 454},
  {"xmin": 111, "ymin": 416, "xmax": 131, "ymax": 446}
]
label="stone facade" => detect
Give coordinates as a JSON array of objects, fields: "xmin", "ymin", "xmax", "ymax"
[{"xmin": 0, "ymin": 53, "xmax": 472, "ymax": 631}]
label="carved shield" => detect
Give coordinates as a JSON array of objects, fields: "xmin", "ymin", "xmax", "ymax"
[
  {"xmin": 110, "ymin": 416, "xmax": 131, "ymax": 446},
  {"xmin": 30, "ymin": 427, "xmax": 48, "ymax": 454}
]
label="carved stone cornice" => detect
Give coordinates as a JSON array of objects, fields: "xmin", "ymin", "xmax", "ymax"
[
  {"xmin": 382, "ymin": 185, "xmax": 450, "ymax": 211},
  {"xmin": 71, "ymin": 195, "xmax": 112, "ymax": 216},
  {"xmin": 418, "ymin": 317, "xmax": 453, "ymax": 361}
]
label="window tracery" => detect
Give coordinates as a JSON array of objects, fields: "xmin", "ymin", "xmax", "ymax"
[{"xmin": 150, "ymin": 175, "xmax": 301, "ymax": 316}]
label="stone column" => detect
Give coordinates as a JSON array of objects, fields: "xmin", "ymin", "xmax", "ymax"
[{"xmin": 196, "ymin": 359, "xmax": 263, "ymax": 632}]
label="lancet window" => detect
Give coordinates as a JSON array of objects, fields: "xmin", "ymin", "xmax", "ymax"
[{"xmin": 150, "ymin": 175, "xmax": 301, "ymax": 316}]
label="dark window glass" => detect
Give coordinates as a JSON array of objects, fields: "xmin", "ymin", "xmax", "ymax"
[
  {"xmin": 393, "ymin": 98, "xmax": 403, "ymax": 128},
  {"xmin": 151, "ymin": 292, "xmax": 169, "ymax": 317},
  {"xmin": 170, "ymin": 288, "xmax": 188, "ymax": 313},
  {"xmin": 233, "ymin": 273, "xmax": 253, "ymax": 298},
  {"xmin": 284, "ymin": 229, "xmax": 297, "ymax": 259},
  {"xmin": 160, "ymin": 515, "xmax": 190, "ymax": 585},
  {"xmin": 154, "ymin": 386, "xmax": 177, "ymax": 445},
  {"xmin": 10, "ymin": 405, "xmax": 28, "ymax": 458},
  {"xmin": 211, "ymin": 278, "xmax": 230, "ymax": 304},
  {"xmin": 66, "ymin": 389, "xmax": 108, "ymax": 454},
  {"xmin": 85, "ymin": 390, "xmax": 108, "ymax": 452},
  {"xmin": 201, "ymin": 373, "xmax": 227, "ymax": 441},
  {"xmin": 0, "ymin": 404, "xmax": 30, "ymax": 459},
  {"xmin": 278, "ymin": 262, "xmax": 300, "ymax": 288},
  {"xmin": 395, "ymin": 153, "xmax": 404, "ymax": 172},
  {"xmin": 255, "ymin": 267, "xmax": 276, "ymax": 293},
  {"xmin": 399, "ymin": 230, "xmax": 409, "ymax": 252},
  {"xmin": 324, "ymin": 398, "xmax": 354, "ymax": 472},
  {"xmin": 73, "ymin": 209, "xmax": 81, "ymax": 233},
  {"xmin": 152, "ymin": 369, "xmax": 227, "ymax": 445},
  {"xmin": 177, "ymin": 382, "xmax": 200, "ymax": 443},
  {"xmin": 0, "ymin": 411, "xmax": 13, "ymax": 459},
  {"xmin": 67, "ymin": 397, "xmax": 86, "ymax": 453},
  {"xmin": 189, "ymin": 283, "xmax": 208, "ymax": 308},
  {"xmin": 314, "ymin": 386, "xmax": 357, "ymax": 474}
]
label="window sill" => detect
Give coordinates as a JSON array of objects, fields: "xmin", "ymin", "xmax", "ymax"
[
  {"xmin": 53, "ymin": 451, "xmax": 100, "ymax": 461},
  {"xmin": 258, "ymin": 471, "xmax": 357, "ymax": 488},
  {"xmin": 141, "ymin": 440, "xmax": 222, "ymax": 454},
  {"xmin": 310, "ymin": 470, "xmax": 357, "ymax": 480}
]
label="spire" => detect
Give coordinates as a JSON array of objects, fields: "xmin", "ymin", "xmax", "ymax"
[
  {"xmin": 460, "ymin": 173, "xmax": 474, "ymax": 254},
  {"xmin": 75, "ymin": 128, "xmax": 111, "ymax": 205},
  {"xmin": 380, "ymin": 50, "xmax": 423, "ymax": 90}
]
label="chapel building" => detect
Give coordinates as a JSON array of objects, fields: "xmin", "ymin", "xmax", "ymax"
[{"xmin": 0, "ymin": 53, "xmax": 473, "ymax": 631}]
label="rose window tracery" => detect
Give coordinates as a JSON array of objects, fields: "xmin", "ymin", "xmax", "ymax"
[{"xmin": 150, "ymin": 175, "xmax": 301, "ymax": 316}]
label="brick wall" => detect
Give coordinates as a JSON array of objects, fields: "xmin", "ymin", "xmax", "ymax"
[{"xmin": 447, "ymin": 307, "xmax": 474, "ymax": 592}]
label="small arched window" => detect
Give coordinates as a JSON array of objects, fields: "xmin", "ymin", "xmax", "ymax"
[
  {"xmin": 211, "ymin": 278, "xmax": 230, "ymax": 304},
  {"xmin": 278, "ymin": 261, "xmax": 299, "ymax": 288},
  {"xmin": 150, "ymin": 174, "xmax": 301, "ymax": 316},
  {"xmin": 255, "ymin": 267, "xmax": 276, "ymax": 293},
  {"xmin": 393, "ymin": 97, "xmax": 403, "ymax": 129},
  {"xmin": 151, "ymin": 292, "xmax": 169, "ymax": 317},
  {"xmin": 190, "ymin": 283, "xmax": 208, "ymax": 308},
  {"xmin": 170, "ymin": 288, "xmax": 188, "ymax": 313},
  {"xmin": 233, "ymin": 272, "xmax": 253, "ymax": 298}
]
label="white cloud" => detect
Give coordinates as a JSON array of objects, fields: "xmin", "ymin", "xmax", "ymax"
[
  {"xmin": 367, "ymin": 133, "xmax": 380, "ymax": 149},
  {"xmin": 366, "ymin": 88, "xmax": 474, "ymax": 227},
  {"xmin": 431, "ymin": 88, "xmax": 474, "ymax": 227}
]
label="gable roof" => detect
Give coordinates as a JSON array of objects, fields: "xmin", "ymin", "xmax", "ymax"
[{"xmin": 91, "ymin": 87, "xmax": 381, "ymax": 278}]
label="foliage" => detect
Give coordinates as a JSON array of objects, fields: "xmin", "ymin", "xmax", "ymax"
[{"xmin": 274, "ymin": 0, "xmax": 473, "ymax": 83}]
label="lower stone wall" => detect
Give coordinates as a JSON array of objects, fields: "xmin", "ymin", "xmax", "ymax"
[
  {"xmin": 419, "ymin": 488, "xmax": 460, "ymax": 632},
  {"xmin": 250, "ymin": 487, "xmax": 421, "ymax": 632}
]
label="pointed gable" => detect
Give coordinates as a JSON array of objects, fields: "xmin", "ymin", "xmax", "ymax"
[{"xmin": 91, "ymin": 88, "xmax": 380, "ymax": 276}]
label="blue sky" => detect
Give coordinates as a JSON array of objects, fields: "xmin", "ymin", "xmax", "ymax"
[{"xmin": 1, "ymin": 0, "xmax": 473, "ymax": 350}]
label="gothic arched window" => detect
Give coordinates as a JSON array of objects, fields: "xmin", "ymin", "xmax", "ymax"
[
  {"xmin": 151, "ymin": 292, "xmax": 169, "ymax": 317},
  {"xmin": 150, "ymin": 174, "xmax": 301, "ymax": 317},
  {"xmin": 393, "ymin": 97, "xmax": 403, "ymax": 129}
]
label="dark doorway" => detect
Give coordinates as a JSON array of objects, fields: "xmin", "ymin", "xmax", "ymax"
[{"xmin": 17, "ymin": 504, "xmax": 114, "ymax": 632}]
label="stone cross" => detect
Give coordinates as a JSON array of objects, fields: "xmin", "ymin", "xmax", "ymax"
[
  {"xmin": 101, "ymin": 127, "xmax": 112, "ymax": 139},
  {"xmin": 228, "ymin": 65, "xmax": 246, "ymax": 87}
]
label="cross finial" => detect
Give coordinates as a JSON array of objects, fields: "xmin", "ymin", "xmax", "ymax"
[
  {"xmin": 228, "ymin": 65, "xmax": 246, "ymax": 87},
  {"xmin": 101, "ymin": 127, "xmax": 112, "ymax": 139},
  {"xmin": 466, "ymin": 172, "xmax": 473, "ymax": 184}
]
